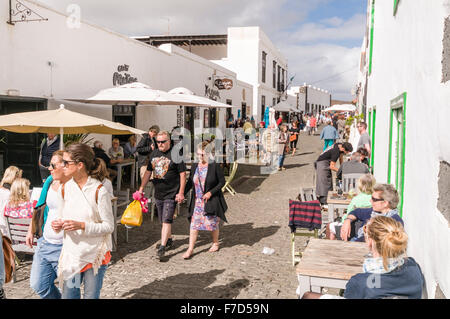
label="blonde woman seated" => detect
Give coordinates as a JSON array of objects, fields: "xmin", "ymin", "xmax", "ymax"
[
  {"xmin": 0, "ymin": 166, "xmax": 23, "ymax": 237},
  {"xmin": 327, "ymin": 173, "xmax": 375, "ymax": 240},
  {"xmin": 303, "ymin": 216, "xmax": 424, "ymax": 299}
]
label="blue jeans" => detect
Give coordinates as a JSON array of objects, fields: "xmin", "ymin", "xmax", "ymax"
[
  {"xmin": 278, "ymin": 154, "xmax": 285, "ymax": 168},
  {"xmin": 62, "ymin": 264, "xmax": 107, "ymax": 299},
  {"xmin": 0, "ymin": 233, "xmax": 5, "ymax": 288},
  {"xmin": 30, "ymin": 237, "xmax": 62, "ymax": 299},
  {"xmin": 323, "ymin": 139, "xmax": 334, "ymax": 151}
]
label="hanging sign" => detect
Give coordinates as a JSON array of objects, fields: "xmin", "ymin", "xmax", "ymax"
[{"xmin": 214, "ymin": 78, "xmax": 233, "ymax": 90}]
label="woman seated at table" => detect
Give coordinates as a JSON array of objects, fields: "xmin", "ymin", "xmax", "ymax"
[
  {"xmin": 303, "ymin": 216, "xmax": 424, "ymax": 299},
  {"xmin": 3, "ymin": 178, "xmax": 34, "ymax": 239},
  {"xmin": 327, "ymin": 173, "xmax": 375, "ymax": 240}
]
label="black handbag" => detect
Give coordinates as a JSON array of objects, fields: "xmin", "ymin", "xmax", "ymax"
[{"xmin": 31, "ymin": 204, "xmax": 46, "ymax": 239}]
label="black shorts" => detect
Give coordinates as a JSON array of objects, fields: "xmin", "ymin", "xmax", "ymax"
[{"xmin": 155, "ymin": 199, "xmax": 176, "ymax": 224}]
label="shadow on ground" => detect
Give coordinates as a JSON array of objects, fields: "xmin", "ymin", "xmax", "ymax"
[{"xmin": 122, "ymin": 269, "xmax": 250, "ymax": 299}]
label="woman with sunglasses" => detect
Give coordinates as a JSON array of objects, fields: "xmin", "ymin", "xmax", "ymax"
[
  {"xmin": 303, "ymin": 216, "xmax": 424, "ymax": 299},
  {"xmin": 340, "ymin": 183, "xmax": 404, "ymax": 242},
  {"xmin": 182, "ymin": 141, "xmax": 228, "ymax": 259},
  {"xmin": 25, "ymin": 150, "xmax": 69, "ymax": 299},
  {"xmin": 52, "ymin": 143, "xmax": 114, "ymax": 299}
]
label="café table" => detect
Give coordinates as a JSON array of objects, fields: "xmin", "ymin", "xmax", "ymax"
[
  {"xmin": 296, "ymin": 238, "xmax": 367, "ymax": 298},
  {"xmin": 326, "ymin": 191, "xmax": 352, "ymax": 224},
  {"xmin": 113, "ymin": 158, "xmax": 136, "ymax": 193}
]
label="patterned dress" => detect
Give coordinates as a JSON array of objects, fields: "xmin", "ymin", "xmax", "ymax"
[{"xmin": 190, "ymin": 165, "xmax": 219, "ymax": 231}]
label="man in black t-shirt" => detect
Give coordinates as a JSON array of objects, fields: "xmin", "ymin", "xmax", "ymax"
[
  {"xmin": 315, "ymin": 142, "xmax": 353, "ymax": 205},
  {"xmin": 139, "ymin": 131, "xmax": 186, "ymax": 260}
]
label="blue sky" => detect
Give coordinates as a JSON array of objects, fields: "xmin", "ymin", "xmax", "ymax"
[{"xmin": 38, "ymin": 0, "xmax": 368, "ymax": 100}]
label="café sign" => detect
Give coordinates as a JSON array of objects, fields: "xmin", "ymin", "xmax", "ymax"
[
  {"xmin": 214, "ymin": 78, "xmax": 233, "ymax": 90},
  {"xmin": 113, "ymin": 64, "xmax": 138, "ymax": 86}
]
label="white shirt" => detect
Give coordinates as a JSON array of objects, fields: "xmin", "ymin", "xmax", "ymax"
[
  {"xmin": 43, "ymin": 185, "xmax": 64, "ymax": 245},
  {"xmin": 57, "ymin": 177, "xmax": 114, "ymax": 281},
  {"xmin": 102, "ymin": 178, "xmax": 114, "ymax": 197}
]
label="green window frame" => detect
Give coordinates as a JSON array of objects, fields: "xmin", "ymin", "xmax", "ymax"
[
  {"xmin": 387, "ymin": 93, "xmax": 406, "ymax": 217},
  {"xmin": 369, "ymin": 0, "xmax": 375, "ymax": 75},
  {"xmin": 393, "ymin": 0, "xmax": 400, "ymax": 16}
]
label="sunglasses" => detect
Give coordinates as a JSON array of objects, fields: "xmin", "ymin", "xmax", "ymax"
[
  {"xmin": 62, "ymin": 160, "xmax": 77, "ymax": 167},
  {"xmin": 156, "ymin": 140, "xmax": 168, "ymax": 144},
  {"xmin": 371, "ymin": 196, "xmax": 385, "ymax": 202},
  {"xmin": 49, "ymin": 163, "xmax": 60, "ymax": 170}
]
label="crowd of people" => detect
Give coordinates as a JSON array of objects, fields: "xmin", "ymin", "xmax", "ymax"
[
  {"xmin": 307, "ymin": 110, "xmax": 425, "ymax": 299},
  {"xmin": 0, "ymin": 109, "xmax": 426, "ymax": 300}
]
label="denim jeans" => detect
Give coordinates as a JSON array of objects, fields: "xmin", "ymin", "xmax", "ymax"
[
  {"xmin": 30, "ymin": 237, "xmax": 62, "ymax": 299},
  {"xmin": 0, "ymin": 233, "xmax": 5, "ymax": 289},
  {"xmin": 62, "ymin": 264, "xmax": 107, "ymax": 299},
  {"xmin": 278, "ymin": 154, "xmax": 285, "ymax": 168},
  {"xmin": 323, "ymin": 139, "xmax": 334, "ymax": 151}
]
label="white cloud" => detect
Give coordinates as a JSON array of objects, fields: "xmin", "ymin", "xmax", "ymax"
[{"xmin": 36, "ymin": 0, "xmax": 365, "ymax": 100}]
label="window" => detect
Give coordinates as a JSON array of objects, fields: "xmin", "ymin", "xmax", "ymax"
[
  {"xmin": 388, "ymin": 93, "xmax": 406, "ymax": 217},
  {"xmin": 281, "ymin": 69, "xmax": 285, "ymax": 92},
  {"xmin": 273, "ymin": 61, "xmax": 277, "ymax": 88},
  {"xmin": 272, "ymin": 98, "xmax": 276, "ymax": 106},
  {"xmin": 261, "ymin": 95, "xmax": 266, "ymax": 122},
  {"xmin": 262, "ymin": 51, "xmax": 267, "ymax": 83},
  {"xmin": 277, "ymin": 66, "xmax": 281, "ymax": 91}
]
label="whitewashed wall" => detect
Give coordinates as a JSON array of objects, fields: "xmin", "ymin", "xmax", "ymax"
[
  {"xmin": 0, "ymin": 0, "xmax": 252, "ymax": 150},
  {"xmin": 365, "ymin": 0, "xmax": 450, "ymax": 298}
]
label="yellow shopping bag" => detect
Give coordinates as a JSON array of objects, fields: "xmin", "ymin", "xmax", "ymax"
[{"xmin": 120, "ymin": 200, "xmax": 143, "ymax": 227}]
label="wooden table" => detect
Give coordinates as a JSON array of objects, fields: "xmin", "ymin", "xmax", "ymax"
[
  {"xmin": 296, "ymin": 238, "xmax": 367, "ymax": 297},
  {"xmin": 113, "ymin": 159, "xmax": 136, "ymax": 193},
  {"xmin": 327, "ymin": 191, "xmax": 352, "ymax": 224}
]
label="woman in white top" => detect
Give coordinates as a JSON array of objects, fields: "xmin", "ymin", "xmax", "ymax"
[
  {"xmin": 52, "ymin": 143, "xmax": 114, "ymax": 299},
  {"xmin": 26, "ymin": 150, "xmax": 69, "ymax": 299},
  {"xmin": 0, "ymin": 166, "xmax": 22, "ymax": 238}
]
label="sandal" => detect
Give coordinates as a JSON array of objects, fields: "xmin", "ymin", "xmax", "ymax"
[
  {"xmin": 208, "ymin": 243, "xmax": 220, "ymax": 252},
  {"xmin": 182, "ymin": 250, "xmax": 193, "ymax": 259}
]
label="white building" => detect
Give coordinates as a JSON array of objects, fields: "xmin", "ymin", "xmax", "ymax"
[
  {"xmin": 137, "ymin": 27, "xmax": 290, "ymax": 123},
  {"xmin": 356, "ymin": 0, "xmax": 450, "ymax": 298},
  {"xmin": 289, "ymin": 85, "xmax": 331, "ymax": 114},
  {"xmin": 0, "ymin": 0, "xmax": 253, "ymax": 185}
]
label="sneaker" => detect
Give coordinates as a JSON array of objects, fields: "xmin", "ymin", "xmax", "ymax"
[
  {"xmin": 157, "ymin": 245, "xmax": 166, "ymax": 259},
  {"xmin": 0, "ymin": 288, "xmax": 6, "ymax": 299},
  {"xmin": 165, "ymin": 238, "xmax": 173, "ymax": 249}
]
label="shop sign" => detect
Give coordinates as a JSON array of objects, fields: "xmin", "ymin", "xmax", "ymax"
[
  {"xmin": 113, "ymin": 64, "xmax": 138, "ymax": 86},
  {"xmin": 214, "ymin": 78, "xmax": 233, "ymax": 90}
]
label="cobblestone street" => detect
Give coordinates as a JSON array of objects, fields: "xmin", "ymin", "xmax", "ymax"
[{"xmin": 4, "ymin": 129, "xmax": 325, "ymax": 299}]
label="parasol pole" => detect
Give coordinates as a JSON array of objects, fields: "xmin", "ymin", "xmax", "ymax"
[
  {"xmin": 59, "ymin": 104, "xmax": 65, "ymax": 150},
  {"xmin": 60, "ymin": 127, "xmax": 64, "ymax": 150}
]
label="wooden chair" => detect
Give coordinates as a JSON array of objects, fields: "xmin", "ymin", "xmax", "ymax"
[
  {"xmin": 342, "ymin": 173, "xmax": 364, "ymax": 193},
  {"xmin": 298, "ymin": 187, "xmax": 317, "ymax": 202},
  {"xmin": 222, "ymin": 162, "xmax": 238, "ymax": 196},
  {"xmin": 291, "ymin": 187, "xmax": 320, "ymax": 266},
  {"xmin": 6, "ymin": 217, "xmax": 37, "ymax": 282}
]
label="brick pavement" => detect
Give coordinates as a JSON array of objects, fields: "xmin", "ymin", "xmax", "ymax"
[{"xmin": 3, "ymin": 127, "xmax": 326, "ymax": 299}]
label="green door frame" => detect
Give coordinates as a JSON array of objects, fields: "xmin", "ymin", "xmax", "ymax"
[
  {"xmin": 387, "ymin": 93, "xmax": 407, "ymax": 217},
  {"xmin": 369, "ymin": 0, "xmax": 375, "ymax": 75}
]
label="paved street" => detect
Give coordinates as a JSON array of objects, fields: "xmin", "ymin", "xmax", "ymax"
[{"xmin": 4, "ymin": 128, "xmax": 325, "ymax": 299}]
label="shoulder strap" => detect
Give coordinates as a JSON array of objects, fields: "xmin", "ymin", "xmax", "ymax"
[
  {"xmin": 95, "ymin": 184, "xmax": 103, "ymax": 204},
  {"xmin": 61, "ymin": 182, "xmax": 65, "ymax": 200}
]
